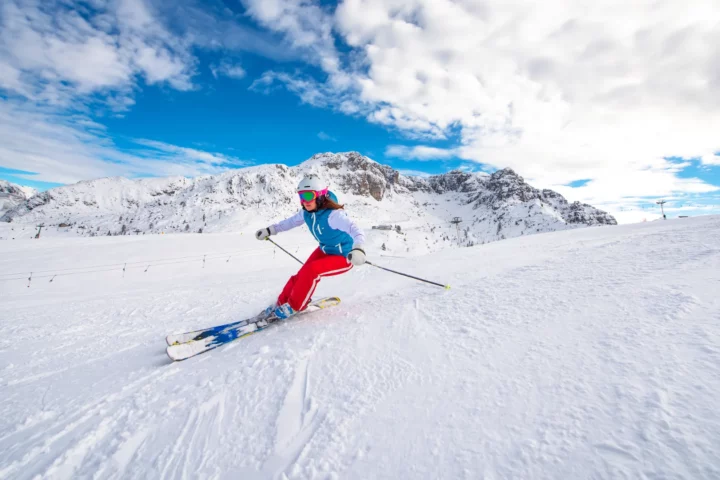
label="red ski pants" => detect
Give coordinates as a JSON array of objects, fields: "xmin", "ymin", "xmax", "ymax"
[{"xmin": 277, "ymin": 248, "xmax": 353, "ymax": 311}]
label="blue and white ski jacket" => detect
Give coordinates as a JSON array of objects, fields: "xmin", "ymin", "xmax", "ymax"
[{"xmin": 271, "ymin": 192, "xmax": 366, "ymax": 257}]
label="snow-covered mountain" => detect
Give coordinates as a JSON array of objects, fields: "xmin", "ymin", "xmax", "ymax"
[
  {"xmin": 1, "ymin": 152, "xmax": 615, "ymax": 253},
  {"xmin": 0, "ymin": 180, "xmax": 37, "ymax": 217}
]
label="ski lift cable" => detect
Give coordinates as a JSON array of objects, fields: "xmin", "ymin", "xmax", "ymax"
[
  {"xmin": 0, "ymin": 241, "xmax": 317, "ymax": 278},
  {"xmin": 0, "ymin": 241, "xmax": 318, "ymax": 282}
]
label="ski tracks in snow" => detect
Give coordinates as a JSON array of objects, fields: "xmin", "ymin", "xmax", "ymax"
[
  {"xmin": 253, "ymin": 303, "xmax": 427, "ymax": 480},
  {"xmin": 0, "ymin": 365, "xmax": 180, "ymax": 480},
  {"xmin": 261, "ymin": 353, "xmax": 324, "ymax": 479}
]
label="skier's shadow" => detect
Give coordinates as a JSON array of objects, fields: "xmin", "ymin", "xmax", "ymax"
[{"xmin": 151, "ymin": 350, "xmax": 175, "ymax": 367}]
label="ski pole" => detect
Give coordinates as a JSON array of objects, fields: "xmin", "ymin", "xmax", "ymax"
[
  {"xmin": 366, "ymin": 261, "xmax": 450, "ymax": 289},
  {"xmin": 267, "ymin": 239, "xmax": 450, "ymax": 289},
  {"xmin": 266, "ymin": 238, "xmax": 304, "ymax": 265}
]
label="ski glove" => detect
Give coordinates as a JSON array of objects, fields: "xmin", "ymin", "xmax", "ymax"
[
  {"xmin": 348, "ymin": 245, "xmax": 366, "ymax": 266},
  {"xmin": 255, "ymin": 226, "xmax": 276, "ymax": 240}
]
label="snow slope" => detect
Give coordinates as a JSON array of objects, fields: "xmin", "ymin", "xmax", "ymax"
[{"xmin": 1, "ymin": 216, "xmax": 718, "ymax": 479}]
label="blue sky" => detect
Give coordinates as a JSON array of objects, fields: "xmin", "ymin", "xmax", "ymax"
[{"xmin": 0, "ymin": 0, "xmax": 718, "ymax": 223}]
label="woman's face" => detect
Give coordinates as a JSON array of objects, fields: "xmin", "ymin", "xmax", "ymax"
[{"xmin": 302, "ymin": 198, "xmax": 317, "ymax": 211}]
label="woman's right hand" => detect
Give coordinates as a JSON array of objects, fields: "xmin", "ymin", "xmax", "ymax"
[{"xmin": 255, "ymin": 226, "xmax": 274, "ymax": 240}]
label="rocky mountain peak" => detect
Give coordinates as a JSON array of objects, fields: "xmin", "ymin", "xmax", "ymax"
[
  {"xmin": 306, "ymin": 152, "xmax": 399, "ymax": 201},
  {"xmin": 425, "ymin": 170, "xmax": 479, "ymax": 194},
  {"xmin": 484, "ymin": 168, "xmax": 540, "ymax": 203}
]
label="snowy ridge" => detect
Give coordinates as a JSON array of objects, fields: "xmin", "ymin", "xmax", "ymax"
[
  {"xmin": 1, "ymin": 152, "xmax": 616, "ymax": 253},
  {"xmin": 0, "ymin": 215, "xmax": 718, "ymax": 478},
  {"xmin": 0, "ymin": 180, "xmax": 37, "ymax": 217}
]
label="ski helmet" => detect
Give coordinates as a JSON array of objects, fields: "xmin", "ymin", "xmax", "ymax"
[
  {"xmin": 296, "ymin": 175, "xmax": 328, "ymax": 207},
  {"xmin": 296, "ymin": 175, "xmax": 327, "ymax": 193}
]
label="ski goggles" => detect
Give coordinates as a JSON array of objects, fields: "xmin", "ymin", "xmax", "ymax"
[{"xmin": 298, "ymin": 189, "xmax": 327, "ymax": 203}]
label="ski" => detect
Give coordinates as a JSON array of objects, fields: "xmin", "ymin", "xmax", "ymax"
[
  {"xmin": 167, "ymin": 313, "xmax": 259, "ymax": 346},
  {"xmin": 166, "ymin": 297, "xmax": 340, "ymax": 361},
  {"xmin": 166, "ymin": 296, "xmax": 340, "ymax": 346}
]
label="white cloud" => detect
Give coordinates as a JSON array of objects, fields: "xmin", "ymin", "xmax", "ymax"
[
  {"xmin": 242, "ymin": 0, "xmax": 720, "ymax": 218},
  {"xmin": 250, "ymin": 71, "xmax": 360, "ymax": 112},
  {"xmin": 210, "ymin": 61, "xmax": 247, "ymax": 79},
  {"xmin": 550, "ymin": 166, "xmax": 720, "ymax": 223},
  {"xmin": 386, "ymin": 145, "xmax": 456, "ymax": 160},
  {"xmin": 0, "ymin": 99, "xmax": 250, "ymax": 184},
  {"xmin": 610, "ymin": 210, "xmax": 663, "ymax": 225},
  {"xmin": 0, "ymin": 0, "xmax": 196, "ymax": 107},
  {"xmin": 240, "ymin": 0, "xmax": 341, "ymax": 73},
  {"xmin": 317, "ymin": 131, "xmax": 336, "ymax": 141},
  {"xmin": 397, "ymin": 169, "xmax": 432, "ymax": 177},
  {"xmin": 133, "ymin": 139, "xmax": 248, "ymax": 169},
  {"xmin": 167, "ymin": 1, "xmax": 302, "ymax": 63},
  {"xmin": 702, "ymin": 154, "xmax": 720, "ymax": 166}
]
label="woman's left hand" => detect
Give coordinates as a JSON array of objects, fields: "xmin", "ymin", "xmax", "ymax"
[{"xmin": 348, "ymin": 246, "xmax": 366, "ymax": 266}]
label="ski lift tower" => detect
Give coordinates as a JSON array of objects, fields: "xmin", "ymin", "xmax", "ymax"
[
  {"xmin": 450, "ymin": 217, "xmax": 463, "ymax": 246},
  {"xmin": 35, "ymin": 223, "xmax": 44, "ymax": 239},
  {"xmin": 656, "ymin": 200, "xmax": 667, "ymax": 220}
]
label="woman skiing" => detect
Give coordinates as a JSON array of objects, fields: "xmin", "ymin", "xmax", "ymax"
[{"xmin": 255, "ymin": 175, "xmax": 366, "ymax": 320}]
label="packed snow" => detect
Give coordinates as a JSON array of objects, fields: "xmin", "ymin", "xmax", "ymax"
[{"xmin": 1, "ymin": 215, "xmax": 719, "ymax": 479}]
